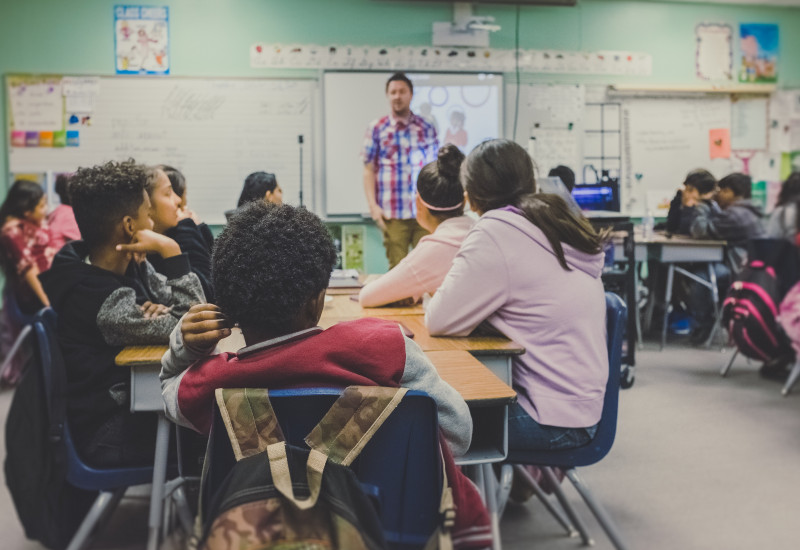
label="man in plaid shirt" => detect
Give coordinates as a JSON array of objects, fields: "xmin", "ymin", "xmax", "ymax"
[{"xmin": 362, "ymin": 73, "xmax": 439, "ymax": 268}]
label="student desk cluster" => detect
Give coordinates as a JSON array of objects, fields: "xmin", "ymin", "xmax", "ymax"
[{"xmin": 115, "ymin": 290, "xmax": 521, "ymax": 549}]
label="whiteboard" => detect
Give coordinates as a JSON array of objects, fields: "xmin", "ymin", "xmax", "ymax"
[
  {"xmin": 324, "ymin": 71, "xmax": 503, "ymax": 216},
  {"xmin": 7, "ymin": 76, "xmax": 315, "ymax": 225},
  {"xmin": 622, "ymin": 97, "xmax": 733, "ymax": 215}
]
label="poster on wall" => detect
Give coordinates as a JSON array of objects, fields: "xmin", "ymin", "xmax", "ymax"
[
  {"xmin": 739, "ymin": 23, "xmax": 778, "ymax": 83},
  {"xmin": 114, "ymin": 5, "xmax": 169, "ymax": 75},
  {"xmin": 695, "ymin": 24, "xmax": 732, "ymax": 80}
]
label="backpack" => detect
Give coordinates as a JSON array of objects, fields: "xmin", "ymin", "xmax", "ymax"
[
  {"xmin": 4, "ymin": 311, "xmax": 95, "ymax": 550},
  {"xmin": 721, "ymin": 260, "xmax": 793, "ymax": 362},
  {"xmin": 195, "ymin": 386, "xmax": 455, "ymax": 550}
]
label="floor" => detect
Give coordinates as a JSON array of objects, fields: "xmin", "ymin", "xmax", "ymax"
[{"xmin": 2, "ymin": 341, "xmax": 800, "ymax": 549}]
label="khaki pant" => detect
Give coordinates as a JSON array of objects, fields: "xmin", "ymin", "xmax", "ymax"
[{"xmin": 383, "ymin": 218, "xmax": 429, "ymax": 269}]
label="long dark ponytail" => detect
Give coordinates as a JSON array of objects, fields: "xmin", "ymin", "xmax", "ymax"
[{"xmin": 462, "ymin": 139, "xmax": 601, "ymax": 270}]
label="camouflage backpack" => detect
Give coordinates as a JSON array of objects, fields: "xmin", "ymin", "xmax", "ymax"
[{"xmin": 196, "ymin": 386, "xmax": 455, "ymax": 550}]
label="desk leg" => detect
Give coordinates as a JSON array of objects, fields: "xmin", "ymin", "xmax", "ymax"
[
  {"xmin": 147, "ymin": 413, "xmax": 170, "ymax": 550},
  {"xmin": 633, "ymin": 261, "xmax": 643, "ymax": 349},
  {"xmin": 661, "ymin": 264, "xmax": 675, "ymax": 350},
  {"xmin": 482, "ymin": 463, "xmax": 502, "ymax": 550},
  {"xmin": 704, "ymin": 263, "xmax": 721, "ymax": 348}
]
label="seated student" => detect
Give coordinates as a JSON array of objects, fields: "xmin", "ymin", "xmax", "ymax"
[
  {"xmin": 426, "ymin": 139, "xmax": 607, "ymax": 455},
  {"xmin": 159, "ymin": 164, "xmax": 215, "ymax": 251},
  {"xmin": 665, "ymin": 168, "xmax": 717, "ymax": 235},
  {"xmin": 160, "ymin": 201, "xmax": 492, "ymax": 548},
  {"xmin": 144, "ymin": 166, "xmax": 215, "ymax": 302},
  {"xmin": 0, "ymin": 180, "xmax": 55, "ymax": 385},
  {"xmin": 690, "ymin": 172, "xmax": 766, "ymax": 269},
  {"xmin": 359, "ymin": 145, "xmax": 474, "ymax": 307},
  {"xmin": 48, "ymin": 174, "xmax": 81, "ymax": 251},
  {"xmin": 0, "ymin": 180, "xmax": 54, "ymax": 312},
  {"xmin": 39, "ymin": 160, "xmax": 204, "ymax": 467},
  {"xmin": 224, "ymin": 171, "xmax": 283, "ymax": 221},
  {"xmin": 686, "ymin": 172, "xmax": 766, "ymax": 343},
  {"xmin": 767, "ymin": 172, "xmax": 800, "ymax": 243},
  {"xmin": 548, "ymin": 164, "xmax": 576, "ymax": 193}
]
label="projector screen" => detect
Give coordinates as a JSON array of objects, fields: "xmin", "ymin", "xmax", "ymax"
[{"xmin": 324, "ymin": 71, "xmax": 503, "ymax": 216}]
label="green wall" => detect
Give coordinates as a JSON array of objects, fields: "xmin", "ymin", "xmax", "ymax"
[{"xmin": 2, "ymin": 0, "xmax": 798, "ymax": 273}]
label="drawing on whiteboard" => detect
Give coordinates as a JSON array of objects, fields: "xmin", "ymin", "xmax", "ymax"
[
  {"xmin": 115, "ymin": 5, "xmax": 169, "ymax": 75},
  {"xmin": 161, "ymin": 86, "xmax": 226, "ymax": 121},
  {"xmin": 444, "ymin": 108, "xmax": 468, "ymax": 149},
  {"xmin": 739, "ymin": 23, "xmax": 778, "ymax": 83}
]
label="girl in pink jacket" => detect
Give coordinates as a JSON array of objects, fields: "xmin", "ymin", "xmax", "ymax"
[
  {"xmin": 427, "ymin": 139, "xmax": 608, "ymax": 452},
  {"xmin": 359, "ymin": 144, "xmax": 474, "ymax": 307}
]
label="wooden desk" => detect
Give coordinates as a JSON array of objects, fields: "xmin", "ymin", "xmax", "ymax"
[
  {"xmin": 323, "ymin": 294, "xmax": 424, "ymax": 317},
  {"xmin": 621, "ymin": 231, "xmax": 727, "ymax": 349},
  {"xmin": 117, "ymin": 341, "xmax": 516, "ymax": 550}
]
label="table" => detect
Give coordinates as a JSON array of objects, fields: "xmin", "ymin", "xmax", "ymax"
[
  {"xmin": 117, "ymin": 333, "xmax": 518, "ymax": 550},
  {"xmin": 618, "ymin": 232, "xmax": 727, "ymax": 349}
]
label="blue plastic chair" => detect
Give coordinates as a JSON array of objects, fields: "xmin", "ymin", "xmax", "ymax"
[
  {"xmin": 0, "ymin": 288, "xmax": 38, "ymax": 383},
  {"xmin": 203, "ymin": 388, "xmax": 443, "ymax": 550},
  {"xmin": 504, "ymin": 291, "xmax": 629, "ymax": 550},
  {"xmin": 33, "ymin": 308, "xmax": 156, "ymax": 550}
]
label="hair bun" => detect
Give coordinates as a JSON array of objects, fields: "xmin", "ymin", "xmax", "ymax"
[{"xmin": 437, "ymin": 144, "xmax": 466, "ymax": 182}]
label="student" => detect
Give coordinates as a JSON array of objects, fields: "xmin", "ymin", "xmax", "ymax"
[
  {"xmin": 160, "ymin": 201, "xmax": 492, "ymax": 548},
  {"xmin": 687, "ymin": 172, "xmax": 766, "ymax": 343},
  {"xmin": 358, "ymin": 144, "xmax": 474, "ymax": 307},
  {"xmin": 48, "ymin": 174, "xmax": 81, "ymax": 251},
  {"xmin": 224, "ymin": 171, "xmax": 283, "ymax": 222},
  {"xmin": 144, "ymin": 166, "xmax": 215, "ymax": 302},
  {"xmin": 159, "ymin": 164, "xmax": 215, "ymax": 250},
  {"xmin": 39, "ymin": 160, "xmax": 204, "ymax": 466},
  {"xmin": 767, "ymin": 172, "xmax": 800, "ymax": 242},
  {"xmin": 426, "ymin": 139, "xmax": 608, "ymax": 455},
  {"xmin": 548, "ymin": 164, "xmax": 576, "ymax": 193},
  {"xmin": 0, "ymin": 180, "xmax": 55, "ymax": 385},
  {"xmin": 666, "ymin": 169, "xmax": 717, "ymax": 235},
  {"xmin": 690, "ymin": 172, "xmax": 766, "ymax": 269},
  {"xmin": 0, "ymin": 179, "xmax": 54, "ymax": 311}
]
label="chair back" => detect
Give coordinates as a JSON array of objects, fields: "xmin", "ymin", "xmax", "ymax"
[
  {"xmin": 32, "ymin": 308, "xmax": 153, "ymax": 490},
  {"xmin": 3, "ymin": 286, "xmax": 37, "ymax": 328},
  {"xmin": 203, "ymin": 388, "xmax": 442, "ymax": 549},
  {"xmin": 507, "ymin": 291, "xmax": 627, "ymax": 468}
]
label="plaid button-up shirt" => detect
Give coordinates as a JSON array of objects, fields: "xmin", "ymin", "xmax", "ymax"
[{"xmin": 362, "ymin": 112, "xmax": 438, "ymax": 220}]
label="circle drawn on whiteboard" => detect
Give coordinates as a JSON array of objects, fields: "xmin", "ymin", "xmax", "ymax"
[
  {"xmin": 428, "ymin": 87, "xmax": 449, "ymax": 107},
  {"xmin": 461, "ymin": 86, "xmax": 491, "ymax": 108}
]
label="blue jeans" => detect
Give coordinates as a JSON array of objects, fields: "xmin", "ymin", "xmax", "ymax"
[{"xmin": 508, "ymin": 402, "xmax": 598, "ymax": 452}]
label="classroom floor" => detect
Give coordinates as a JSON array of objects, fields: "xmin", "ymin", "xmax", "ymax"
[{"xmin": 1, "ymin": 341, "xmax": 800, "ymax": 549}]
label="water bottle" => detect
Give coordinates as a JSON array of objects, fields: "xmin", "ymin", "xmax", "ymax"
[{"xmin": 642, "ymin": 209, "xmax": 655, "ymax": 240}]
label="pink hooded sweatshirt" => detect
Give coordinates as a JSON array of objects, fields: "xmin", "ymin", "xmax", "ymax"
[
  {"xmin": 359, "ymin": 215, "xmax": 474, "ymax": 307},
  {"xmin": 426, "ymin": 207, "xmax": 608, "ymax": 428}
]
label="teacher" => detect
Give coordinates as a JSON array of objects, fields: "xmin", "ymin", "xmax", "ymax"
[{"xmin": 362, "ymin": 72, "xmax": 439, "ymax": 268}]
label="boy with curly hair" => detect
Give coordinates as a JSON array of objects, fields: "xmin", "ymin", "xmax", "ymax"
[
  {"xmin": 40, "ymin": 160, "xmax": 205, "ymax": 467},
  {"xmin": 160, "ymin": 201, "xmax": 492, "ymax": 549}
]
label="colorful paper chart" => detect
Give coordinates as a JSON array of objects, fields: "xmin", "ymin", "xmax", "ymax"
[
  {"xmin": 53, "ymin": 130, "xmax": 66, "ymax": 147},
  {"xmin": 66, "ymin": 130, "xmax": 80, "ymax": 147},
  {"xmin": 709, "ymin": 128, "xmax": 731, "ymax": 159},
  {"xmin": 25, "ymin": 132, "xmax": 39, "ymax": 147},
  {"xmin": 10, "ymin": 131, "xmax": 25, "ymax": 147},
  {"xmin": 39, "ymin": 131, "xmax": 54, "ymax": 147}
]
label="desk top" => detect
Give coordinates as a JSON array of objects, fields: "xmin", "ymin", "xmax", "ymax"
[
  {"xmin": 643, "ymin": 232, "xmax": 726, "ymax": 247},
  {"xmin": 115, "ymin": 346, "xmax": 515, "ymax": 405},
  {"xmin": 319, "ymin": 314, "xmax": 524, "ymax": 356},
  {"xmin": 323, "ymin": 294, "xmax": 424, "ymax": 317}
]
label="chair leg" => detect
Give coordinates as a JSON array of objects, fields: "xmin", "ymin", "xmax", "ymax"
[
  {"xmin": 481, "ymin": 463, "xmax": 502, "ymax": 550},
  {"xmin": 541, "ymin": 466, "xmax": 594, "ymax": 546},
  {"xmin": 496, "ymin": 464, "xmax": 513, "ymax": 519},
  {"xmin": 782, "ymin": 360, "xmax": 800, "ymax": 396},
  {"xmin": 513, "ymin": 465, "xmax": 576, "ymax": 537},
  {"xmin": 0, "ymin": 325, "xmax": 31, "ymax": 382},
  {"xmin": 720, "ymin": 349, "xmax": 738, "ymax": 377},
  {"xmin": 171, "ymin": 485, "xmax": 196, "ymax": 536},
  {"xmin": 66, "ymin": 488, "xmax": 126, "ymax": 550},
  {"xmin": 565, "ymin": 469, "xmax": 629, "ymax": 550}
]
